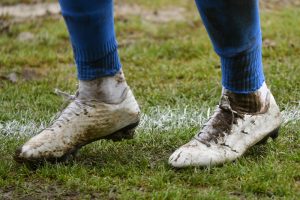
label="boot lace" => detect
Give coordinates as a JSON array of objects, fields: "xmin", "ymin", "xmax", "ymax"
[
  {"xmin": 194, "ymin": 95, "xmax": 244, "ymax": 147},
  {"xmin": 44, "ymin": 89, "xmax": 95, "ymax": 131}
]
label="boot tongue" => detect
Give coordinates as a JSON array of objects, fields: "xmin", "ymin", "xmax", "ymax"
[
  {"xmin": 77, "ymin": 71, "xmax": 129, "ymax": 104},
  {"xmin": 221, "ymin": 83, "xmax": 270, "ymax": 114},
  {"xmin": 219, "ymin": 95, "xmax": 231, "ymax": 111}
]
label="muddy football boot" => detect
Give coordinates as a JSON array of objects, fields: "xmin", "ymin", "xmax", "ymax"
[
  {"xmin": 169, "ymin": 83, "xmax": 282, "ymax": 168},
  {"xmin": 14, "ymin": 87, "xmax": 140, "ymax": 165}
]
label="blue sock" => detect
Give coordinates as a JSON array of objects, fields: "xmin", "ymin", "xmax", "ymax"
[
  {"xmin": 195, "ymin": 0, "xmax": 265, "ymax": 93},
  {"xmin": 58, "ymin": 0, "xmax": 121, "ymax": 80}
]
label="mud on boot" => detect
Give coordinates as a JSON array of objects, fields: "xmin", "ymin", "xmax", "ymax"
[
  {"xmin": 14, "ymin": 88, "xmax": 140, "ymax": 166},
  {"xmin": 169, "ymin": 83, "xmax": 282, "ymax": 168}
]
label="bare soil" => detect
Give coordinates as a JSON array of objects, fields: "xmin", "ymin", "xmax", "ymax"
[
  {"xmin": 0, "ymin": 3, "xmax": 186, "ymax": 23},
  {"xmin": 1, "ymin": 1, "xmax": 299, "ymax": 22}
]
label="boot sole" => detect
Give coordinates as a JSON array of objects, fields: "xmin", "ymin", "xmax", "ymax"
[{"xmin": 14, "ymin": 121, "xmax": 139, "ymax": 167}]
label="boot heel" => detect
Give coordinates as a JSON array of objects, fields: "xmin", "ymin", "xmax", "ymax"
[
  {"xmin": 269, "ymin": 127, "xmax": 280, "ymax": 139},
  {"xmin": 256, "ymin": 127, "xmax": 280, "ymax": 145},
  {"xmin": 102, "ymin": 121, "xmax": 139, "ymax": 141}
]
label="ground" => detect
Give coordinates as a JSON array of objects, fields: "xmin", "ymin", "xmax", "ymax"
[{"xmin": 0, "ymin": 0, "xmax": 299, "ymax": 199}]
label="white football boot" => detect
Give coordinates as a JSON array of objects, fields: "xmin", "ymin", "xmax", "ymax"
[
  {"xmin": 15, "ymin": 71, "xmax": 140, "ymax": 165},
  {"xmin": 169, "ymin": 83, "xmax": 282, "ymax": 168}
]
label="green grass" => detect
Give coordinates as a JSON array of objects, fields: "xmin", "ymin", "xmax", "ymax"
[{"xmin": 0, "ymin": 1, "xmax": 300, "ymax": 199}]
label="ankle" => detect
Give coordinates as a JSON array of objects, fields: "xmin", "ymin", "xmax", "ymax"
[
  {"xmin": 78, "ymin": 70, "xmax": 128, "ymax": 104},
  {"xmin": 222, "ymin": 82, "xmax": 270, "ymax": 113}
]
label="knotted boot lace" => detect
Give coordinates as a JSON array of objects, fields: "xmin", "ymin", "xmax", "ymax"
[{"xmin": 194, "ymin": 95, "xmax": 244, "ymax": 147}]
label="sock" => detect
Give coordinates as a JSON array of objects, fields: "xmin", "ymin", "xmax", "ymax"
[
  {"xmin": 195, "ymin": 0, "xmax": 265, "ymax": 93},
  {"xmin": 78, "ymin": 70, "xmax": 128, "ymax": 104},
  {"xmin": 222, "ymin": 82, "xmax": 269, "ymax": 113},
  {"xmin": 58, "ymin": 0, "xmax": 121, "ymax": 80}
]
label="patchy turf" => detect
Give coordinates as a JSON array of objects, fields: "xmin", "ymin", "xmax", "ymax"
[{"xmin": 0, "ymin": 1, "xmax": 299, "ymax": 199}]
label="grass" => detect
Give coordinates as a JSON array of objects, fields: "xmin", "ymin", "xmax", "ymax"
[{"xmin": 0, "ymin": 1, "xmax": 300, "ymax": 199}]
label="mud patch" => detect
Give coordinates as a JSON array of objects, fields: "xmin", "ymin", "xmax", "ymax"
[
  {"xmin": 0, "ymin": 181, "xmax": 92, "ymax": 200},
  {"xmin": 116, "ymin": 4, "xmax": 185, "ymax": 23},
  {"xmin": 17, "ymin": 31, "xmax": 35, "ymax": 42},
  {"xmin": 0, "ymin": 68, "xmax": 47, "ymax": 84},
  {"xmin": 0, "ymin": 3, "xmax": 60, "ymax": 18},
  {"xmin": 260, "ymin": 0, "xmax": 300, "ymax": 10},
  {"xmin": 0, "ymin": 3, "xmax": 186, "ymax": 23},
  {"xmin": 1, "ymin": 1, "xmax": 299, "ymax": 25}
]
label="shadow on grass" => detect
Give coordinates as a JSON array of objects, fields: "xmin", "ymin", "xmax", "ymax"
[{"xmin": 72, "ymin": 135, "xmax": 275, "ymax": 170}]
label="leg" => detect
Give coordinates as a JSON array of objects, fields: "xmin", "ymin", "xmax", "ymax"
[
  {"xmin": 14, "ymin": 0, "xmax": 140, "ymax": 165},
  {"xmin": 196, "ymin": 0, "xmax": 264, "ymax": 94},
  {"xmin": 60, "ymin": 0, "xmax": 119, "ymax": 80},
  {"xmin": 169, "ymin": 0, "xmax": 282, "ymax": 168},
  {"xmin": 59, "ymin": 0, "xmax": 127, "ymax": 103}
]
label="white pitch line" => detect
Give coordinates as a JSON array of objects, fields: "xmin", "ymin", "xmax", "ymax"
[
  {"xmin": 137, "ymin": 106, "xmax": 210, "ymax": 132},
  {"xmin": 0, "ymin": 121, "xmax": 47, "ymax": 138},
  {"xmin": 0, "ymin": 104, "xmax": 299, "ymax": 137},
  {"xmin": 281, "ymin": 104, "xmax": 300, "ymax": 125}
]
